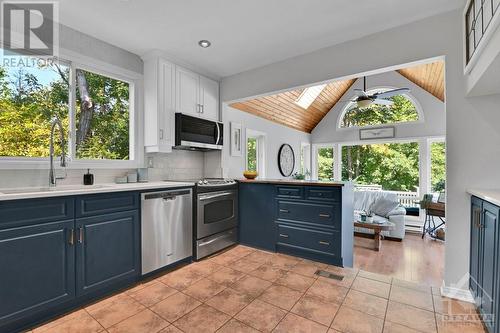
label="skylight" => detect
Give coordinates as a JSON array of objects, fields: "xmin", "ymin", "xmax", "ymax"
[{"xmin": 294, "ymin": 84, "xmax": 326, "ymax": 109}]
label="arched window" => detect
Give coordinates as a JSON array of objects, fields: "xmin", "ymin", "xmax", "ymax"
[{"xmin": 338, "ymin": 88, "xmax": 421, "ymax": 128}]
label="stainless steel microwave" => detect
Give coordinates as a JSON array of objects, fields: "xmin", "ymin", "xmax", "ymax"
[{"xmin": 174, "ymin": 113, "xmax": 223, "ymax": 150}]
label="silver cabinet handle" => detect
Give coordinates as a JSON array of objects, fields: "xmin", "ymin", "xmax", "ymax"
[
  {"xmin": 159, "ymin": 129, "xmax": 164, "ymax": 140},
  {"xmin": 78, "ymin": 227, "xmax": 84, "ymax": 244},
  {"xmin": 200, "ymin": 105, "xmax": 204, "ymax": 113},
  {"xmin": 279, "ymin": 234, "xmax": 289, "ymax": 238},
  {"xmin": 280, "ymin": 209, "xmax": 290, "ymax": 213},
  {"xmin": 68, "ymin": 229, "xmax": 75, "ymax": 246},
  {"xmin": 319, "ymin": 214, "xmax": 331, "ymax": 218},
  {"xmin": 319, "ymin": 241, "xmax": 330, "ymax": 245}
]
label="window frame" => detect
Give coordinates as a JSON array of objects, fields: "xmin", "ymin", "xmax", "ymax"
[
  {"xmin": 336, "ymin": 87, "xmax": 424, "ymax": 130},
  {"xmin": 0, "ymin": 46, "xmax": 143, "ymax": 169},
  {"xmin": 245, "ymin": 129, "xmax": 266, "ymax": 178},
  {"xmin": 312, "ymin": 144, "xmax": 336, "ymax": 181}
]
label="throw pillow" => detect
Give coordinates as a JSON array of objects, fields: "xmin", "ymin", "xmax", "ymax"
[{"xmin": 369, "ymin": 198, "xmax": 400, "ymax": 217}]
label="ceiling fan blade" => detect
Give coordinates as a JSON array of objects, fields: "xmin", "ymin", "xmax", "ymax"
[
  {"xmin": 373, "ymin": 99, "xmax": 394, "ymax": 106},
  {"xmin": 373, "ymin": 88, "xmax": 410, "ymax": 99}
]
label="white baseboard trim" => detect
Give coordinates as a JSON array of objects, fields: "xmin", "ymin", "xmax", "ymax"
[{"xmin": 440, "ymin": 285, "xmax": 475, "ymax": 303}]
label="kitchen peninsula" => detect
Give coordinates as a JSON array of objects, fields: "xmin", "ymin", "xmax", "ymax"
[{"xmin": 238, "ymin": 179, "xmax": 354, "ymax": 267}]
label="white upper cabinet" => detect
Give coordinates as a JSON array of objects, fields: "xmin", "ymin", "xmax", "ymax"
[
  {"xmin": 143, "ymin": 54, "xmax": 220, "ymax": 153},
  {"xmin": 199, "ymin": 75, "xmax": 219, "ymax": 121},
  {"xmin": 176, "ymin": 65, "xmax": 220, "ymax": 120},
  {"xmin": 176, "ymin": 67, "xmax": 200, "ymax": 116},
  {"xmin": 143, "ymin": 57, "xmax": 175, "ymax": 153}
]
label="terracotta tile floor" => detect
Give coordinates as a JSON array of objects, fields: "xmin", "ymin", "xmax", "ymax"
[{"xmin": 30, "ymin": 245, "xmax": 485, "ymax": 333}]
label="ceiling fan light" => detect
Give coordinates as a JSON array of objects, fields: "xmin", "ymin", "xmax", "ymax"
[{"xmin": 357, "ymin": 99, "xmax": 373, "ymax": 108}]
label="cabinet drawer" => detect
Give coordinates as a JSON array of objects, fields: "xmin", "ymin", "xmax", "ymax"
[
  {"xmin": 76, "ymin": 192, "xmax": 139, "ymax": 217},
  {"xmin": 277, "ymin": 224, "xmax": 339, "ymax": 254},
  {"xmin": 305, "ymin": 187, "xmax": 340, "ymax": 202},
  {"xmin": 0, "ymin": 197, "xmax": 74, "ymax": 228},
  {"xmin": 277, "ymin": 201, "xmax": 339, "ymax": 228},
  {"xmin": 276, "ymin": 186, "xmax": 303, "ymax": 199}
]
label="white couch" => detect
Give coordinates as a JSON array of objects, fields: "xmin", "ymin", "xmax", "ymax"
[{"xmin": 354, "ymin": 190, "xmax": 406, "ymax": 240}]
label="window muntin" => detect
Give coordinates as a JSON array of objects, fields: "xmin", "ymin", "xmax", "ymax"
[
  {"xmin": 465, "ymin": 0, "xmax": 500, "ymax": 64},
  {"xmin": 0, "ymin": 51, "xmax": 134, "ymax": 163},
  {"xmin": 340, "ymin": 91, "xmax": 419, "ymax": 128}
]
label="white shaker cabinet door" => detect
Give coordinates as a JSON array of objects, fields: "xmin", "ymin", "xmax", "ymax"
[
  {"xmin": 199, "ymin": 75, "xmax": 219, "ymax": 121},
  {"xmin": 176, "ymin": 66, "xmax": 200, "ymax": 117}
]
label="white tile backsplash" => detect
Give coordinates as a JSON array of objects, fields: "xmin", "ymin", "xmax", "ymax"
[{"xmin": 0, "ymin": 149, "xmax": 222, "ymax": 188}]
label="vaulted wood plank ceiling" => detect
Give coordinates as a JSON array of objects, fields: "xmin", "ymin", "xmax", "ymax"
[
  {"xmin": 230, "ymin": 79, "xmax": 356, "ymax": 133},
  {"xmin": 397, "ymin": 61, "xmax": 445, "ymax": 102},
  {"xmin": 230, "ymin": 61, "xmax": 444, "ymax": 133}
]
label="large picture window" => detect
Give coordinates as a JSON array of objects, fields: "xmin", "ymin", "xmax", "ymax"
[
  {"xmin": 0, "ymin": 51, "xmax": 135, "ymax": 164},
  {"xmin": 341, "ymin": 142, "xmax": 420, "ymax": 192}
]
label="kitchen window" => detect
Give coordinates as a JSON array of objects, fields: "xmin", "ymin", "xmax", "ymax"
[
  {"xmin": 0, "ymin": 49, "xmax": 137, "ymax": 167},
  {"xmin": 246, "ymin": 129, "xmax": 266, "ymax": 177}
]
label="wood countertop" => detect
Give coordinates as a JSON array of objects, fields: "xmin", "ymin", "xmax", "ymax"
[{"xmin": 237, "ymin": 178, "xmax": 345, "ymax": 187}]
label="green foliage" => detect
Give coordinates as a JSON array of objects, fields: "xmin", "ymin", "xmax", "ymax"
[
  {"xmin": 247, "ymin": 138, "xmax": 257, "ymax": 171},
  {"xmin": 75, "ymin": 70, "xmax": 129, "ymax": 160},
  {"xmin": 0, "ymin": 65, "xmax": 69, "ymax": 157},
  {"xmin": 341, "ymin": 94, "xmax": 419, "ymax": 128},
  {"xmin": 0, "ymin": 60, "xmax": 130, "ymax": 160},
  {"xmin": 317, "ymin": 147, "xmax": 333, "ymax": 181},
  {"xmin": 431, "ymin": 142, "xmax": 446, "ymax": 192},
  {"xmin": 342, "ymin": 143, "xmax": 420, "ymax": 191}
]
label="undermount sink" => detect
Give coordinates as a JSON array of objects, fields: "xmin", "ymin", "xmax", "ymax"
[{"xmin": 0, "ymin": 184, "xmax": 111, "ymax": 195}]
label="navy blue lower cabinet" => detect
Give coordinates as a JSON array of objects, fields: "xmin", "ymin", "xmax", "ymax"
[
  {"xmin": 0, "ymin": 220, "xmax": 75, "ymax": 327},
  {"xmin": 470, "ymin": 197, "xmax": 482, "ymax": 302},
  {"xmin": 239, "ymin": 183, "xmax": 276, "ymax": 251},
  {"xmin": 76, "ymin": 210, "xmax": 140, "ymax": 296},
  {"xmin": 470, "ymin": 196, "xmax": 499, "ymax": 333}
]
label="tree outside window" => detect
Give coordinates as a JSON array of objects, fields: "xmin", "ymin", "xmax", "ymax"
[
  {"xmin": 246, "ymin": 137, "xmax": 257, "ymax": 171},
  {"xmin": 0, "ymin": 52, "xmax": 132, "ymax": 161},
  {"xmin": 317, "ymin": 147, "xmax": 334, "ymax": 181}
]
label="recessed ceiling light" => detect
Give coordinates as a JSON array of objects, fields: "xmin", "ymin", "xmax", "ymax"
[{"xmin": 198, "ymin": 40, "xmax": 211, "ymax": 48}]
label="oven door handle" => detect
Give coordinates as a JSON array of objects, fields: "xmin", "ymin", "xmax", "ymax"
[
  {"xmin": 199, "ymin": 232, "xmax": 234, "ymax": 246},
  {"xmin": 199, "ymin": 192, "xmax": 233, "ymax": 201}
]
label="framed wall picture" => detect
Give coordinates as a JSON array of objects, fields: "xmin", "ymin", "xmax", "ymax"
[
  {"xmin": 230, "ymin": 122, "xmax": 242, "ymax": 156},
  {"xmin": 359, "ymin": 126, "xmax": 395, "ymax": 140}
]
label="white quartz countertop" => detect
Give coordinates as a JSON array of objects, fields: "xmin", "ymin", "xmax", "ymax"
[
  {"xmin": 467, "ymin": 189, "xmax": 500, "ymax": 207},
  {"xmin": 0, "ymin": 181, "xmax": 195, "ymax": 201}
]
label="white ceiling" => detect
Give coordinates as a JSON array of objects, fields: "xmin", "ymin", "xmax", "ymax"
[{"xmin": 59, "ymin": 0, "xmax": 464, "ymax": 78}]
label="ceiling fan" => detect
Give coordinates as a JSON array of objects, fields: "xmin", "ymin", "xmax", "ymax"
[{"xmin": 352, "ymin": 77, "xmax": 410, "ymax": 108}]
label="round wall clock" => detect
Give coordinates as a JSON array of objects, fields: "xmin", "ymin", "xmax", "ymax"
[{"xmin": 278, "ymin": 144, "xmax": 295, "ymax": 177}]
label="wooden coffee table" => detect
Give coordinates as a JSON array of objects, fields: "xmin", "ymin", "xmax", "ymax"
[{"xmin": 354, "ymin": 220, "xmax": 395, "ymax": 251}]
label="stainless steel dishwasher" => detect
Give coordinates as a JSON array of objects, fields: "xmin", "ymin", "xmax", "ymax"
[{"xmin": 141, "ymin": 188, "xmax": 193, "ymax": 275}]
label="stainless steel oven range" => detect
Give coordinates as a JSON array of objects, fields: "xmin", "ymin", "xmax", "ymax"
[{"xmin": 195, "ymin": 179, "xmax": 238, "ymax": 259}]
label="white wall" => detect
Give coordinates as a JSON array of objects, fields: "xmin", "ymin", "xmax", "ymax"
[
  {"xmin": 222, "ymin": 105, "xmax": 311, "ymax": 179},
  {"xmin": 221, "ymin": 9, "xmax": 500, "ymax": 290},
  {"xmin": 312, "ymin": 71, "xmax": 445, "ymax": 143}
]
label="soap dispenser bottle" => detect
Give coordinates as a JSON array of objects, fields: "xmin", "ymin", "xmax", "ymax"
[{"xmin": 83, "ymin": 169, "xmax": 94, "ymax": 185}]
